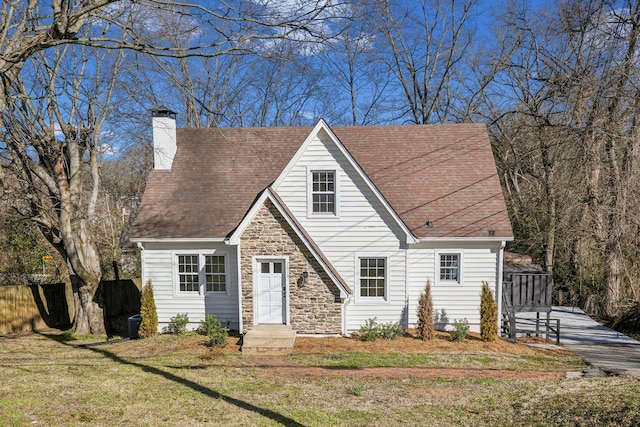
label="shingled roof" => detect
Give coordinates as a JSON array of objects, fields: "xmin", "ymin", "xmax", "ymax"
[{"xmin": 132, "ymin": 123, "xmax": 513, "ymax": 241}]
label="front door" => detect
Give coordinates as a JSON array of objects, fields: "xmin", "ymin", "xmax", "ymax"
[{"xmin": 257, "ymin": 260, "xmax": 286, "ymax": 324}]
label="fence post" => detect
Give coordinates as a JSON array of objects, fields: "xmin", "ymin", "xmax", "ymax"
[{"xmin": 509, "ymin": 314, "xmax": 516, "ymax": 341}]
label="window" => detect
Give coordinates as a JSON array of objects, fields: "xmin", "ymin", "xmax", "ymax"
[
  {"xmin": 205, "ymin": 255, "xmax": 226, "ymax": 292},
  {"xmin": 439, "ymin": 253, "xmax": 460, "ymax": 282},
  {"xmin": 176, "ymin": 253, "xmax": 227, "ymax": 294},
  {"xmin": 178, "ymin": 255, "xmax": 199, "ymax": 292},
  {"xmin": 359, "ymin": 258, "xmax": 386, "ymax": 298},
  {"xmin": 311, "ymin": 170, "xmax": 335, "ymax": 214}
]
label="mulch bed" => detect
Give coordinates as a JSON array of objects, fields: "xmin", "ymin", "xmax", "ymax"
[{"xmin": 245, "ymin": 356, "xmax": 564, "ymax": 380}]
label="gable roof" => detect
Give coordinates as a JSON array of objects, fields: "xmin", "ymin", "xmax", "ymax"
[
  {"xmin": 132, "ymin": 122, "xmax": 513, "ymax": 241},
  {"xmin": 272, "ymin": 120, "xmax": 417, "ymax": 243},
  {"xmin": 333, "ymin": 124, "xmax": 512, "ymax": 240}
]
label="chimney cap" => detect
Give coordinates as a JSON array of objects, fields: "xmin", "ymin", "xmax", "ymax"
[{"xmin": 151, "ymin": 106, "xmax": 177, "ymax": 119}]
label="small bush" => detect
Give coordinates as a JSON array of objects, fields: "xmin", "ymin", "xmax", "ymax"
[
  {"xmin": 480, "ymin": 281, "xmax": 498, "ymax": 342},
  {"xmin": 379, "ymin": 322, "xmax": 404, "ymax": 340},
  {"xmin": 198, "ymin": 314, "xmax": 228, "ymax": 348},
  {"xmin": 168, "ymin": 313, "xmax": 189, "ymax": 335},
  {"xmin": 416, "ymin": 280, "xmax": 434, "ymax": 340},
  {"xmin": 450, "ymin": 318, "xmax": 470, "ymax": 342},
  {"xmin": 138, "ymin": 281, "xmax": 158, "ymax": 338},
  {"xmin": 358, "ymin": 318, "xmax": 380, "ymax": 341},
  {"xmin": 358, "ymin": 318, "xmax": 404, "ymax": 341}
]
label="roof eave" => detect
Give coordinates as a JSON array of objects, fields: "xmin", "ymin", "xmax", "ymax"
[
  {"xmin": 413, "ymin": 236, "xmax": 514, "ymax": 244},
  {"xmin": 131, "ymin": 237, "xmax": 228, "ymax": 244}
]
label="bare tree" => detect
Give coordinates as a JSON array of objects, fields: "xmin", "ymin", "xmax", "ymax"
[
  {"xmin": 491, "ymin": 0, "xmax": 640, "ymax": 316},
  {"xmin": 319, "ymin": 1, "xmax": 393, "ymax": 125},
  {"xmin": 1, "ymin": 41, "xmax": 125, "ymax": 334},
  {"xmin": 0, "ymin": 0, "xmax": 340, "ymax": 334},
  {"xmin": 371, "ymin": 0, "xmax": 484, "ymax": 124}
]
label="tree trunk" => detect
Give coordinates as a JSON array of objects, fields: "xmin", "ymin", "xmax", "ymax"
[
  {"xmin": 71, "ymin": 275, "xmax": 105, "ymax": 335},
  {"xmin": 603, "ymin": 239, "xmax": 622, "ymax": 318},
  {"xmin": 602, "ymin": 136, "xmax": 628, "ymax": 318},
  {"xmin": 543, "ymin": 196, "xmax": 556, "ymax": 274},
  {"xmin": 63, "ymin": 221, "xmax": 105, "ymax": 335}
]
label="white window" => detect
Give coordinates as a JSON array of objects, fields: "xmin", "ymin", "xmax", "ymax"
[
  {"xmin": 178, "ymin": 255, "xmax": 200, "ymax": 292},
  {"xmin": 309, "ymin": 169, "xmax": 338, "ymax": 216},
  {"xmin": 437, "ymin": 253, "xmax": 462, "ymax": 284},
  {"xmin": 176, "ymin": 253, "xmax": 227, "ymax": 294},
  {"xmin": 205, "ymin": 255, "xmax": 226, "ymax": 292},
  {"xmin": 359, "ymin": 257, "xmax": 386, "ymax": 298}
]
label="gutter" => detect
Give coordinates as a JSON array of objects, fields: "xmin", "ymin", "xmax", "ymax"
[
  {"xmin": 130, "ymin": 237, "xmax": 227, "ymax": 243},
  {"xmin": 414, "ymin": 236, "xmax": 515, "ymax": 243}
]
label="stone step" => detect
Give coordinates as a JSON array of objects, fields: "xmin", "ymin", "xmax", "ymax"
[
  {"xmin": 242, "ymin": 346, "xmax": 295, "ymax": 355},
  {"xmin": 242, "ymin": 325, "xmax": 296, "ymax": 355}
]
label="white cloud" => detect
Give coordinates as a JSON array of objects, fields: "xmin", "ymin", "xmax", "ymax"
[
  {"xmin": 94, "ymin": 1, "xmax": 204, "ymax": 44},
  {"xmin": 248, "ymin": 0, "xmax": 356, "ymax": 56}
]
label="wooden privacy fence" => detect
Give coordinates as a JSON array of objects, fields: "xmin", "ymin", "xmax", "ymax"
[{"xmin": 0, "ymin": 279, "xmax": 141, "ymax": 335}]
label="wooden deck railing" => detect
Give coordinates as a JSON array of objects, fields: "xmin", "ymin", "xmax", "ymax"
[{"xmin": 502, "ymin": 272, "xmax": 557, "ymax": 343}]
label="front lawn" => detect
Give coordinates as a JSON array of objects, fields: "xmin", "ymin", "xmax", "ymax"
[{"xmin": 0, "ymin": 331, "xmax": 639, "ymax": 426}]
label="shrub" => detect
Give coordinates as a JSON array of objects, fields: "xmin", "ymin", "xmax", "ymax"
[
  {"xmin": 416, "ymin": 280, "xmax": 434, "ymax": 340},
  {"xmin": 168, "ymin": 313, "xmax": 189, "ymax": 335},
  {"xmin": 480, "ymin": 281, "xmax": 498, "ymax": 342},
  {"xmin": 358, "ymin": 318, "xmax": 381, "ymax": 341},
  {"xmin": 358, "ymin": 318, "xmax": 404, "ymax": 341},
  {"xmin": 198, "ymin": 314, "xmax": 228, "ymax": 348},
  {"xmin": 138, "ymin": 281, "xmax": 158, "ymax": 338},
  {"xmin": 450, "ymin": 318, "xmax": 469, "ymax": 342},
  {"xmin": 379, "ymin": 322, "xmax": 404, "ymax": 340}
]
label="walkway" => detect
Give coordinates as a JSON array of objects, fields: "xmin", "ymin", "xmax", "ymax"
[{"xmin": 520, "ymin": 307, "xmax": 640, "ymax": 376}]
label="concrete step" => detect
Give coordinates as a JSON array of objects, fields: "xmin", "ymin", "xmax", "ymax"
[{"xmin": 242, "ymin": 325, "xmax": 296, "ymax": 355}]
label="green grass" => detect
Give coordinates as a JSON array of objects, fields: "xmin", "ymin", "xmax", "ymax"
[{"xmin": 1, "ymin": 332, "xmax": 638, "ymax": 426}]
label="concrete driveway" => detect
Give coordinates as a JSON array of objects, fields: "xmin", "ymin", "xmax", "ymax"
[{"xmin": 520, "ymin": 307, "xmax": 640, "ymax": 376}]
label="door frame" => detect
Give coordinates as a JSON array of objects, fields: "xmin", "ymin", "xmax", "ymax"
[{"xmin": 252, "ymin": 256, "xmax": 289, "ymax": 325}]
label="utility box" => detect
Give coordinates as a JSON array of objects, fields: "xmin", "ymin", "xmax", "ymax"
[{"xmin": 128, "ymin": 314, "xmax": 142, "ymax": 339}]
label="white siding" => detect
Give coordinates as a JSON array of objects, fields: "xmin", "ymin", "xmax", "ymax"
[
  {"xmin": 275, "ymin": 130, "xmax": 408, "ymax": 330},
  {"xmin": 408, "ymin": 242, "xmax": 501, "ymax": 332},
  {"xmin": 141, "ymin": 242, "xmax": 239, "ymax": 332}
]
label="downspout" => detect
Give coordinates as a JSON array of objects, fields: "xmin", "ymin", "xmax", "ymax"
[
  {"xmin": 342, "ymin": 297, "xmax": 351, "ymax": 335},
  {"xmin": 405, "ymin": 248, "xmax": 410, "ymax": 329},
  {"xmin": 497, "ymin": 241, "xmax": 506, "ymax": 331},
  {"xmin": 225, "ymin": 237, "xmax": 243, "ymax": 334},
  {"xmin": 137, "ymin": 242, "xmax": 146, "ymax": 287},
  {"xmin": 235, "ymin": 242, "xmax": 243, "ymax": 334}
]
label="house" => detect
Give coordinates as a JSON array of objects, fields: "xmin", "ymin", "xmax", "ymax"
[{"xmin": 131, "ymin": 108, "xmax": 514, "ymax": 336}]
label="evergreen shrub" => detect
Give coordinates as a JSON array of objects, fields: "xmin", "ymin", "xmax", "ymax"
[
  {"xmin": 139, "ymin": 281, "xmax": 158, "ymax": 338},
  {"xmin": 450, "ymin": 318, "xmax": 469, "ymax": 342},
  {"xmin": 480, "ymin": 281, "xmax": 498, "ymax": 342},
  {"xmin": 416, "ymin": 280, "xmax": 434, "ymax": 340},
  {"xmin": 168, "ymin": 313, "xmax": 189, "ymax": 335},
  {"xmin": 198, "ymin": 314, "xmax": 228, "ymax": 348}
]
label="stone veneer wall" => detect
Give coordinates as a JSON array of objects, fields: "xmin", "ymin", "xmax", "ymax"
[{"xmin": 240, "ymin": 200, "xmax": 342, "ymax": 334}]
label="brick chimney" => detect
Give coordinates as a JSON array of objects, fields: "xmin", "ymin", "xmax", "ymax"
[{"xmin": 151, "ymin": 106, "xmax": 177, "ymax": 170}]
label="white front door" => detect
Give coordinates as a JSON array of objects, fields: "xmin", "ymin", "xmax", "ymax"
[{"xmin": 257, "ymin": 260, "xmax": 285, "ymax": 324}]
